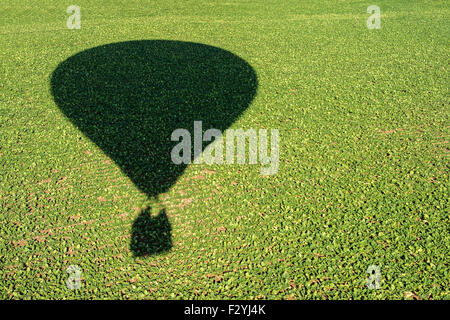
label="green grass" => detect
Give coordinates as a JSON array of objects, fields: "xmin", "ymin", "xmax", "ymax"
[{"xmin": 0, "ymin": 0, "xmax": 449, "ymax": 299}]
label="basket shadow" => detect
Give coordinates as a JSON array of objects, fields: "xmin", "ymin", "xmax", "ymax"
[{"xmin": 50, "ymin": 40, "xmax": 258, "ymax": 257}]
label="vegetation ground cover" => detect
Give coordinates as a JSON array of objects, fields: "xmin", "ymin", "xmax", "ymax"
[{"xmin": 0, "ymin": 0, "xmax": 448, "ymax": 299}]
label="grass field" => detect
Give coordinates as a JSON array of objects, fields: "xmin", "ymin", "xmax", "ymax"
[{"xmin": 0, "ymin": 0, "xmax": 448, "ymax": 299}]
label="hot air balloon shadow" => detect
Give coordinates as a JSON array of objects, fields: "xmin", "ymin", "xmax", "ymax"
[{"xmin": 50, "ymin": 40, "xmax": 258, "ymax": 256}]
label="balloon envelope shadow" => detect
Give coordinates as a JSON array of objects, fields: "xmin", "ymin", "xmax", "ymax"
[{"xmin": 50, "ymin": 40, "xmax": 257, "ymax": 257}]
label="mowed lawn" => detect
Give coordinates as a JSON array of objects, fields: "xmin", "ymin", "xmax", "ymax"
[{"xmin": 0, "ymin": 0, "xmax": 448, "ymax": 299}]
